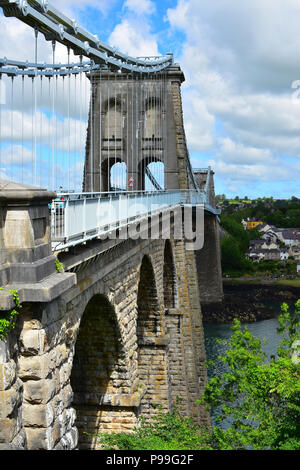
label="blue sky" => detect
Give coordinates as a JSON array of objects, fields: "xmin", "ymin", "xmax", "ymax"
[{"xmin": 1, "ymin": 0, "xmax": 300, "ymax": 198}]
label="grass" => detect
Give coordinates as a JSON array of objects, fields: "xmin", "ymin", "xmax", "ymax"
[
  {"xmin": 273, "ymin": 279, "xmax": 300, "ymax": 287},
  {"xmin": 223, "ymin": 277, "xmax": 300, "ymax": 287}
]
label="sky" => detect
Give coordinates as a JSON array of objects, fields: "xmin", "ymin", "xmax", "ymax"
[{"xmin": 1, "ymin": 0, "xmax": 300, "ymax": 198}]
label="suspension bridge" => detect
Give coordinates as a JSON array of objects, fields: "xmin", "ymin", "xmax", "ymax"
[{"xmin": 0, "ymin": 0, "xmax": 223, "ymax": 451}]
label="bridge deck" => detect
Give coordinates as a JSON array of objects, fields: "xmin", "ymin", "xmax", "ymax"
[{"xmin": 50, "ymin": 190, "xmax": 220, "ymax": 252}]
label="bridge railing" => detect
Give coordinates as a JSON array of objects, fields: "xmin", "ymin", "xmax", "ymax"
[{"xmin": 50, "ymin": 190, "xmax": 208, "ymax": 252}]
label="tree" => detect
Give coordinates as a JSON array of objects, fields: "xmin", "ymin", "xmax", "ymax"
[
  {"xmin": 199, "ymin": 301, "xmax": 300, "ymax": 450},
  {"xmin": 221, "ymin": 236, "xmax": 244, "ymax": 272}
]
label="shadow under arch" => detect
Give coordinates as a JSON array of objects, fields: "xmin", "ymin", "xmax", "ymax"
[
  {"xmin": 163, "ymin": 240, "xmax": 178, "ymax": 311},
  {"xmin": 137, "ymin": 255, "xmax": 160, "ymax": 342},
  {"xmin": 136, "ymin": 255, "xmax": 170, "ymax": 419},
  {"xmin": 70, "ymin": 293, "xmax": 129, "ymax": 450}
]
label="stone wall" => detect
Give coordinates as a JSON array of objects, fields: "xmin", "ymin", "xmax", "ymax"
[{"xmin": 195, "ymin": 213, "xmax": 224, "ymax": 306}]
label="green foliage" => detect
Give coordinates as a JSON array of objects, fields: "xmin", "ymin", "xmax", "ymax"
[
  {"xmin": 247, "ymin": 227, "xmax": 262, "ymax": 241},
  {"xmin": 92, "ymin": 404, "xmax": 213, "ymax": 450},
  {"xmin": 55, "ymin": 258, "xmax": 65, "ymax": 272},
  {"xmin": 199, "ymin": 301, "xmax": 300, "ymax": 450},
  {"xmin": 221, "ymin": 215, "xmax": 249, "ymax": 253},
  {"xmin": 0, "ymin": 289, "xmax": 22, "ymax": 341},
  {"xmin": 221, "ymin": 236, "xmax": 253, "ymax": 274},
  {"xmin": 221, "ymin": 196, "xmax": 300, "ymax": 228}
]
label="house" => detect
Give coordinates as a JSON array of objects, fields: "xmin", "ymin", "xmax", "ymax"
[
  {"xmin": 249, "ymin": 239, "xmax": 264, "ymax": 249},
  {"xmin": 246, "ymin": 248, "xmax": 264, "ymax": 261},
  {"xmin": 280, "ymin": 249, "xmax": 289, "ymax": 260},
  {"xmin": 246, "ymin": 218, "xmax": 263, "ymax": 230},
  {"xmin": 261, "ymin": 248, "xmax": 281, "ymax": 261},
  {"xmin": 288, "ymin": 246, "xmax": 300, "ymax": 261},
  {"xmin": 241, "ymin": 219, "xmax": 248, "ymax": 230},
  {"xmin": 261, "ymin": 241, "xmax": 279, "ymax": 250},
  {"xmin": 246, "ymin": 244, "xmax": 281, "ymax": 261},
  {"xmin": 278, "ymin": 229, "xmax": 300, "ymax": 247},
  {"xmin": 258, "ymin": 223, "xmax": 280, "ymax": 243}
]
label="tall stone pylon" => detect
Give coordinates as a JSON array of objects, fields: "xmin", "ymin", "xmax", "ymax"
[{"xmin": 83, "ymin": 63, "xmax": 192, "ymax": 193}]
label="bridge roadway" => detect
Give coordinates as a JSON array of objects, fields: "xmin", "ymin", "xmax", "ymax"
[{"xmin": 50, "ymin": 188, "xmax": 220, "ymax": 253}]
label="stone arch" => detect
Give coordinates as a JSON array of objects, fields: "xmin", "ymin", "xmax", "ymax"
[
  {"xmin": 136, "ymin": 254, "xmax": 170, "ymax": 418},
  {"xmin": 100, "ymin": 157, "xmax": 126, "ymax": 192},
  {"xmin": 163, "ymin": 240, "xmax": 178, "ymax": 310},
  {"xmin": 137, "ymin": 255, "xmax": 160, "ymax": 341},
  {"xmin": 70, "ymin": 293, "xmax": 130, "ymax": 449},
  {"xmin": 137, "ymin": 157, "xmax": 164, "ymax": 191}
]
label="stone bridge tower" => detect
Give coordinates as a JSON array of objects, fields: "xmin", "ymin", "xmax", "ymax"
[{"xmin": 83, "ymin": 64, "xmax": 192, "ymax": 192}]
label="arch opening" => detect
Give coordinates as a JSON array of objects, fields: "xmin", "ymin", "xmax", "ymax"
[
  {"xmin": 70, "ymin": 294, "xmax": 129, "ymax": 449},
  {"xmin": 137, "ymin": 158, "xmax": 164, "ymax": 191},
  {"xmin": 163, "ymin": 240, "xmax": 177, "ymax": 310},
  {"xmin": 100, "ymin": 158, "xmax": 126, "ymax": 192},
  {"xmin": 137, "ymin": 255, "xmax": 160, "ymax": 341}
]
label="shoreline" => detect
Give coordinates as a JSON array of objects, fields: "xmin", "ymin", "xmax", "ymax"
[{"xmin": 201, "ymin": 279, "xmax": 300, "ymax": 323}]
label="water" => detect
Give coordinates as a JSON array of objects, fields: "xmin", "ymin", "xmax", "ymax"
[{"xmin": 203, "ymin": 301, "xmax": 288, "ymax": 428}]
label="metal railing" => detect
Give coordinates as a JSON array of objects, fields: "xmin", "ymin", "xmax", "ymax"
[{"xmin": 50, "ymin": 190, "xmax": 208, "ymax": 251}]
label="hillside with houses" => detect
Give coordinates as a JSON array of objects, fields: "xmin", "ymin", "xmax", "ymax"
[
  {"xmin": 244, "ymin": 219, "xmax": 300, "ymax": 269},
  {"xmin": 218, "ymin": 197, "xmax": 300, "ymax": 276}
]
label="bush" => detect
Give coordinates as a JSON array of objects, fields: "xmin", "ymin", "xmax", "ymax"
[{"xmin": 92, "ymin": 404, "xmax": 213, "ymax": 450}]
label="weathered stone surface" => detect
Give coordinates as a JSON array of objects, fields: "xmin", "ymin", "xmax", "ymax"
[
  {"xmin": 18, "ymin": 353, "xmax": 55, "ymax": 381},
  {"xmin": 19, "ymin": 329, "xmax": 46, "ymax": 356},
  {"xmin": 25, "ymin": 427, "xmax": 54, "ymax": 450},
  {"xmin": 0, "ymin": 386, "xmax": 19, "ymax": 418},
  {"xmin": 23, "ymin": 403, "xmax": 54, "ymax": 428},
  {"xmin": 0, "ymin": 418, "xmax": 18, "ymax": 443},
  {"xmin": 0, "ymin": 360, "xmax": 16, "ymax": 391},
  {"xmin": 23, "ymin": 378, "xmax": 56, "ymax": 405},
  {"xmin": 0, "ymin": 339, "xmax": 10, "ymax": 364}
]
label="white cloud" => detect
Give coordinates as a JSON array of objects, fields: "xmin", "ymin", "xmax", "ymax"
[
  {"xmin": 166, "ymin": 0, "xmax": 300, "ymax": 196},
  {"xmin": 181, "ymin": 89, "xmax": 215, "ymax": 151},
  {"xmin": 216, "ymin": 138, "xmax": 276, "ymax": 165},
  {"xmin": 109, "ymin": 19, "xmax": 159, "ymax": 57},
  {"xmin": 124, "ymin": 0, "xmax": 156, "ymax": 16}
]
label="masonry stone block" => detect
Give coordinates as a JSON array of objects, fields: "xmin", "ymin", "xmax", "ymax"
[
  {"xmin": 19, "ymin": 329, "xmax": 46, "ymax": 356},
  {"xmin": 0, "ymin": 386, "xmax": 19, "ymax": 418},
  {"xmin": 25, "ymin": 426, "xmax": 54, "ymax": 450},
  {"xmin": 23, "ymin": 378, "xmax": 56, "ymax": 405},
  {"xmin": 18, "ymin": 354, "xmax": 54, "ymax": 381},
  {"xmin": 0, "ymin": 360, "xmax": 16, "ymax": 391},
  {"xmin": 0, "ymin": 339, "xmax": 10, "ymax": 364},
  {"xmin": 23, "ymin": 403, "xmax": 54, "ymax": 428}
]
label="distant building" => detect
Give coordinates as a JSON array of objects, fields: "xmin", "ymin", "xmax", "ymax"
[
  {"xmin": 246, "ymin": 239, "xmax": 282, "ymax": 261},
  {"xmin": 280, "ymin": 249, "xmax": 289, "ymax": 261},
  {"xmin": 258, "ymin": 223, "xmax": 279, "ymax": 243},
  {"xmin": 288, "ymin": 246, "xmax": 300, "ymax": 261},
  {"xmin": 241, "ymin": 219, "xmax": 248, "ymax": 230},
  {"xmin": 277, "ymin": 229, "xmax": 300, "ymax": 247},
  {"xmin": 246, "ymin": 218, "xmax": 263, "ymax": 230}
]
